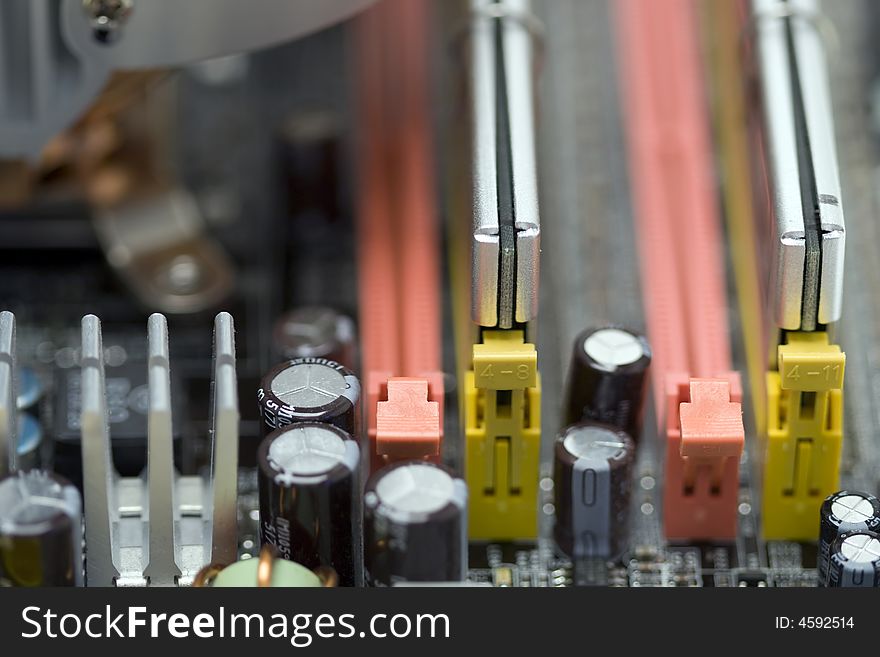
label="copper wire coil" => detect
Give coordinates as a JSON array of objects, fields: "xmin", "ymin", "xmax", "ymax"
[
  {"xmin": 314, "ymin": 566, "xmax": 339, "ymax": 588},
  {"xmin": 192, "ymin": 563, "xmax": 225, "ymax": 588},
  {"xmin": 256, "ymin": 544, "xmax": 277, "ymax": 587}
]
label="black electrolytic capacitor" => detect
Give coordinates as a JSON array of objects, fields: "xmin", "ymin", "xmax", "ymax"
[
  {"xmin": 0, "ymin": 470, "xmax": 82, "ymax": 586},
  {"xmin": 563, "ymin": 326, "xmax": 651, "ymax": 440},
  {"xmin": 818, "ymin": 490, "xmax": 880, "ymax": 587},
  {"xmin": 271, "ymin": 307, "xmax": 356, "ymax": 369},
  {"xmin": 257, "ymin": 421, "xmax": 362, "ymax": 586},
  {"xmin": 826, "ymin": 531, "xmax": 880, "ymax": 588},
  {"xmin": 553, "ymin": 422, "xmax": 635, "ymax": 559},
  {"xmin": 364, "ymin": 461, "xmax": 467, "ymax": 586},
  {"xmin": 257, "ymin": 357, "xmax": 360, "ymax": 437}
]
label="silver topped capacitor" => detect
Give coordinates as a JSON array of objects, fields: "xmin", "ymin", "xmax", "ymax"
[
  {"xmin": 257, "ymin": 357, "xmax": 360, "ymax": 437},
  {"xmin": 257, "ymin": 421, "xmax": 363, "ymax": 586},
  {"xmin": 818, "ymin": 490, "xmax": 880, "ymax": 587},
  {"xmin": 364, "ymin": 461, "xmax": 467, "ymax": 586},
  {"xmin": 553, "ymin": 422, "xmax": 635, "ymax": 559},
  {"xmin": 826, "ymin": 531, "xmax": 880, "ymax": 588},
  {"xmin": 272, "ymin": 307, "xmax": 356, "ymax": 369},
  {"xmin": 563, "ymin": 326, "xmax": 651, "ymax": 441},
  {"xmin": 0, "ymin": 470, "xmax": 83, "ymax": 586}
]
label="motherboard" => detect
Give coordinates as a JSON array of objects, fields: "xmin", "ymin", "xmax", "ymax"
[{"xmin": 0, "ymin": 0, "xmax": 879, "ymax": 590}]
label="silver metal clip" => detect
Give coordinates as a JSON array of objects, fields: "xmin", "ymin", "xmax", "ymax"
[
  {"xmin": 751, "ymin": 0, "xmax": 845, "ymax": 332},
  {"xmin": 209, "ymin": 311, "xmax": 239, "ymax": 566},
  {"xmin": 469, "ymin": 0, "xmax": 541, "ymax": 328},
  {"xmin": 143, "ymin": 313, "xmax": 182, "ymax": 585},
  {"xmin": 80, "ymin": 314, "xmax": 121, "ymax": 586},
  {"xmin": 0, "ymin": 311, "xmax": 17, "ymax": 477}
]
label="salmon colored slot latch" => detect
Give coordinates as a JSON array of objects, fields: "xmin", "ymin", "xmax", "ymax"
[
  {"xmin": 377, "ymin": 378, "xmax": 441, "ymax": 458},
  {"xmin": 664, "ymin": 375, "xmax": 744, "ymax": 540},
  {"xmin": 615, "ymin": 0, "xmax": 745, "ymax": 541}
]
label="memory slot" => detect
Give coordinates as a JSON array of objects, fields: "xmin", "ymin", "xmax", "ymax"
[
  {"xmin": 354, "ymin": 0, "xmax": 444, "ymax": 473},
  {"xmin": 615, "ymin": 0, "xmax": 744, "ymax": 541}
]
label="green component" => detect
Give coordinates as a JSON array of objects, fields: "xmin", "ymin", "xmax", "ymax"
[{"xmin": 212, "ymin": 558, "xmax": 322, "ymax": 588}]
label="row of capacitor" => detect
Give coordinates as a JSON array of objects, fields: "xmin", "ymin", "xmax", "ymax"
[
  {"xmin": 554, "ymin": 325, "xmax": 650, "ymax": 561},
  {"xmin": 243, "ymin": 319, "xmax": 642, "ymax": 585},
  {"xmin": 248, "ymin": 316, "xmax": 653, "ymax": 584},
  {"xmin": 157, "ymin": 312, "xmax": 880, "ymax": 588},
  {"xmin": 2, "ymin": 309, "xmax": 876, "ymax": 586},
  {"xmin": 251, "ymin": 315, "xmax": 655, "ymax": 585},
  {"xmin": 246, "ymin": 354, "xmax": 465, "ymax": 587}
]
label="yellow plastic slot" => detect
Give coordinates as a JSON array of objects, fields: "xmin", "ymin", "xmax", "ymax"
[
  {"xmin": 465, "ymin": 330, "xmax": 541, "ymax": 540},
  {"xmin": 762, "ymin": 332, "xmax": 844, "ymax": 540}
]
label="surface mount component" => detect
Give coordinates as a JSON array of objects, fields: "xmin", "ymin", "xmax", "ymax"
[
  {"xmin": 468, "ymin": 0, "xmax": 541, "ymax": 328},
  {"xmin": 751, "ymin": 0, "xmax": 845, "ymax": 332}
]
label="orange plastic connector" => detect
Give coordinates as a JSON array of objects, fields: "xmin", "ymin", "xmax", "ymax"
[
  {"xmin": 354, "ymin": 0, "xmax": 444, "ymax": 474},
  {"xmin": 377, "ymin": 378, "xmax": 441, "ymax": 458},
  {"xmin": 664, "ymin": 375, "xmax": 744, "ymax": 541},
  {"xmin": 368, "ymin": 372, "xmax": 443, "ymax": 473},
  {"xmin": 616, "ymin": 0, "xmax": 744, "ymax": 541}
]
